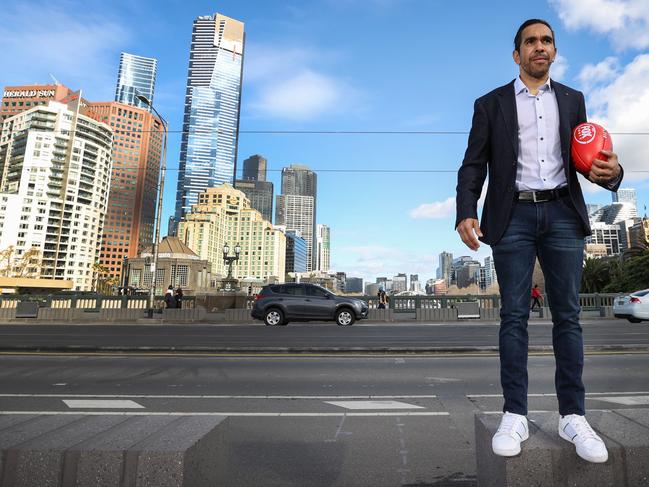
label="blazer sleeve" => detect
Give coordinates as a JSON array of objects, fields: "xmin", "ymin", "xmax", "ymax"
[
  {"xmin": 455, "ymin": 98, "xmax": 489, "ymax": 229},
  {"xmin": 578, "ymin": 91, "xmax": 624, "ymax": 192}
]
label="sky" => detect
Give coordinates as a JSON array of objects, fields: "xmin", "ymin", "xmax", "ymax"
[{"xmin": 2, "ymin": 0, "xmax": 648, "ymax": 286}]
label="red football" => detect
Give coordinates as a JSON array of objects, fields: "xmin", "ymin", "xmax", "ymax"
[{"xmin": 571, "ymin": 122, "xmax": 612, "ymax": 175}]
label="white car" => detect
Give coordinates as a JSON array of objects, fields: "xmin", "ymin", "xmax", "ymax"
[{"xmin": 613, "ymin": 289, "xmax": 649, "ymax": 323}]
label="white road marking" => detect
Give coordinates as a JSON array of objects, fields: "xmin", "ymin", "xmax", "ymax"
[
  {"xmin": 591, "ymin": 396, "xmax": 649, "ymax": 406},
  {"xmin": 0, "ymin": 411, "xmax": 449, "ymax": 417},
  {"xmin": 325, "ymin": 400, "xmax": 425, "ymax": 410},
  {"xmin": 0, "ymin": 394, "xmax": 438, "ymax": 400},
  {"xmin": 63, "ymin": 399, "xmax": 145, "ymax": 409}
]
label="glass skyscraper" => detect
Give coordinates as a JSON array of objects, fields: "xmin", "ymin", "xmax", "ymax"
[
  {"xmin": 114, "ymin": 53, "xmax": 157, "ymax": 111},
  {"xmin": 174, "ymin": 13, "xmax": 245, "ymax": 228}
]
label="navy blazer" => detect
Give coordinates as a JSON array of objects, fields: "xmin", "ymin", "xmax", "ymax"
[{"xmin": 455, "ymin": 79, "xmax": 623, "ymax": 246}]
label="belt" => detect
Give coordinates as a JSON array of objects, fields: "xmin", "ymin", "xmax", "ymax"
[{"xmin": 516, "ymin": 186, "xmax": 569, "ymax": 203}]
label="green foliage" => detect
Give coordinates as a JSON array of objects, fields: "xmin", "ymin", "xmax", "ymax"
[{"xmin": 603, "ymin": 252, "xmax": 649, "ymax": 293}]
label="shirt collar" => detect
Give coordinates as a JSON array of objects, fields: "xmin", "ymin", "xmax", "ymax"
[{"xmin": 514, "ymin": 76, "xmax": 552, "ymax": 95}]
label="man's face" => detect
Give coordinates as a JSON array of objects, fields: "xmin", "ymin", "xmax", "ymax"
[{"xmin": 513, "ymin": 23, "xmax": 556, "ymax": 80}]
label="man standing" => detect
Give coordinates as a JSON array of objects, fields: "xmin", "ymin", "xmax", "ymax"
[{"xmin": 455, "ymin": 19, "xmax": 622, "ymax": 463}]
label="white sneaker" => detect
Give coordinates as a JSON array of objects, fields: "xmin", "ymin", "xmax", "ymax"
[
  {"xmin": 558, "ymin": 414, "xmax": 608, "ymax": 463},
  {"xmin": 492, "ymin": 412, "xmax": 529, "ymax": 456}
]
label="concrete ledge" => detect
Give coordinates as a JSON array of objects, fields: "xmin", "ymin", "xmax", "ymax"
[
  {"xmin": 415, "ymin": 308, "xmax": 457, "ymax": 321},
  {"xmin": 224, "ymin": 308, "xmax": 253, "ymax": 323},
  {"xmin": 475, "ymin": 409, "xmax": 649, "ymax": 486},
  {"xmin": 0, "ymin": 414, "xmax": 229, "ymax": 486},
  {"xmin": 368, "ymin": 309, "xmax": 394, "ymax": 321}
]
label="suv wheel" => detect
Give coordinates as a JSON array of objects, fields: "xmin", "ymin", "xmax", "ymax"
[
  {"xmin": 628, "ymin": 317, "xmax": 642, "ymax": 323},
  {"xmin": 336, "ymin": 308, "xmax": 355, "ymax": 326},
  {"xmin": 265, "ymin": 308, "xmax": 284, "ymax": 326}
]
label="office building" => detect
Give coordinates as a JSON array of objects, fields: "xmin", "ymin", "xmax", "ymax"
[
  {"xmin": 285, "ymin": 230, "xmax": 308, "ymax": 274},
  {"xmin": 278, "ymin": 165, "xmax": 317, "ymax": 269},
  {"xmin": 174, "ymin": 13, "xmax": 245, "ymax": 227},
  {"xmin": 456, "ymin": 261, "xmax": 481, "ymax": 288},
  {"xmin": 0, "ymin": 101, "xmax": 112, "ymax": 290},
  {"xmin": 587, "ymin": 222, "xmax": 624, "ymax": 256},
  {"xmin": 86, "ymin": 101, "xmax": 164, "ymax": 281},
  {"xmin": 316, "ymin": 224, "xmax": 330, "ymax": 272},
  {"xmin": 484, "ymin": 256, "xmax": 497, "ymax": 288},
  {"xmin": 177, "ymin": 184, "xmax": 285, "ymax": 281},
  {"xmin": 409, "ymin": 274, "xmax": 420, "ymax": 293},
  {"xmin": 276, "ymin": 194, "xmax": 315, "ymax": 271},
  {"xmin": 346, "ymin": 277, "xmax": 363, "ymax": 294},
  {"xmin": 114, "ymin": 53, "xmax": 157, "ymax": 111},
  {"xmin": 589, "ymin": 202, "xmax": 637, "ymax": 225},
  {"xmin": 612, "ymin": 188, "xmax": 637, "ymax": 210},
  {"xmin": 1, "ymin": 83, "xmax": 90, "ymax": 138},
  {"xmin": 393, "ymin": 273, "xmax": 407, "ymax": 293},
  {"xmin": 629, "ymin": 218, "xmax": 649, "ymax": 249},
  {"xmin": 437, "ymin": 251, "xmax": 453, "ymax": 284},
  {"xmin": 234, "ymin": 179, "xmax": 273, "ymax": 223},
  {"xmin": 242, "ymin": 154, "xmax": 267, "ymax": 181}
]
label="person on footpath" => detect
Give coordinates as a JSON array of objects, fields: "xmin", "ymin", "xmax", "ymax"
[
  {"xmin": 530, "ymin": 284, "xmax": 543, "ymax": 310},
  {"xmin": 455, "ymin": 18, "xmax": 623, "ymax": 463},
  {"xmin": 164, "ymin": 285, "xmax": 176, "ymax": 309},
  {"xmin": 175, "ymin": 287, "xmax": 184, "ymax": 309}
]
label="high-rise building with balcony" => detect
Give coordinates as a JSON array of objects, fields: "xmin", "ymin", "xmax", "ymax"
[
  {"xmin": 174, "ymin": 13, "xmax": 245, "ymax": 228},
  {"xmin": 0, "ymin": 101, "xmax": 112, "ymax": 290},
  {"xmin": 86, "ymin": 101, "xmax": 163, "ymax": 281},
  {"xmin": 114, "ymin": 53, "xmax": 158, "ymax": 111}
]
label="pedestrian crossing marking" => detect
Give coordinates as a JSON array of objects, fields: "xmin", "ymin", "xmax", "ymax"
[
  {"xmin": 325, "ymin": 400, "xmax": 425, "ymax": 410},
  {"xmin": 63, "ymin": 399, "xmax": 145, "ymax": 409}
]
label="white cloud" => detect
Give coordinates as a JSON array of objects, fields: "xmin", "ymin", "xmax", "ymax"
[
  {"xmin": 551, "ymin": 54, "xmax": 569, "ymax": 81},
  {"xmin": 550, "ymin": 0, "xmax": 649, "ymax": 50},
  {"xmin": 577, "ymin": 57, "xmax": 620, "ymax": 92},
  {"xmin": 0, "ymin": 3, "xmax": 130, "ymax": 99},
  {"xmin": 580, "ymin": 54, "xmax": 649, "ymax": 182},
  {"xmin": 409, "ymin": 185, "xmax": 487, "ymax": 220},
  {"xmin": 244, "ymin": 43, "xmax": 361, "ymax": 121},
  {"xmin": 409, "ymin": 197, "xmax": 455, "ymax": 219}
]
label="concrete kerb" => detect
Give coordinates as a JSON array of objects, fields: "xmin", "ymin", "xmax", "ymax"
[
  {"xmin": 475, "ymin": 409, "xmax": 649, "ymax": 487},
  {"xmin": 0, "ymin": 414, "xmax": 229, "ymax": 487}
]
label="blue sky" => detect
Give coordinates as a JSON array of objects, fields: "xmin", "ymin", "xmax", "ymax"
[{"xmin": 2, "ymin": 0, "xmax": 648, "ymax": 285}]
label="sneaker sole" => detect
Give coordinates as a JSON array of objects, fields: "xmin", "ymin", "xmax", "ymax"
[{"xmin": 558, "ymin": 428, "xmax": 608, "ymax": 463}]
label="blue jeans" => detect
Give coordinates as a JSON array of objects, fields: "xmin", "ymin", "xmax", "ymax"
[{"xmin": 492, "ymin": 196, "xmax": 585, "ymax": 416}]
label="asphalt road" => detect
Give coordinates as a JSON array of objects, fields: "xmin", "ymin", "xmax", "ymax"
[
  {"xmin": 0, "ymin": 320, "xmax": 648, "ymax": 352},
  {"xmin": 1, "ymin": 352, "xmax": 648, "ymax": 486}
]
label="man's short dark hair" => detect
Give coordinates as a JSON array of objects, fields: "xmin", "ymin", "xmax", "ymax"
[{"xmin": 514, "ymin": 19, "xmax": 555, "ymax": 53}]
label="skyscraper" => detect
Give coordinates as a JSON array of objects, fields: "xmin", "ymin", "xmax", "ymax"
[
  {"xmin": 86, "ymin": 101, "xmax": 163, "ymax": 281},
  {"xmin": 277, "ymin": 165, "xmax": 317, "ymax": 270},
  {"xmin": 235, "ymin": 154, "xmax": 273, "ymax": 222},
  {"xmin": 242, "ymin": 154, "xmax": 267, "ymax": 181},
  {"xmin": 437, "ymin": 251, "xmax": 453, "ymax": 285},
  {"xmin": 0, "ymin": 101, "xmax": 113, "ymax": 290},
  {"xmin": 114, "ymin": 53, "xmax": 158, "ymax": 111},
  {"xmin": 174, "ymin": 13, "xmax": 245, "ymax": 228},
  {"xmin": 316, "ymin": 224, "xmax": 330, "ymax": 272}
]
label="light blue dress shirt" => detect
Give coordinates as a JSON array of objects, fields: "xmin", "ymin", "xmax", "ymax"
[{"xmin": 514, "ymin": 76, "xmax": 567, "ymax": 192}]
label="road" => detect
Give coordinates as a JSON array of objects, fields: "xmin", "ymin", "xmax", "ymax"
[
  {"xmin": 0, "ymin": 319, "xmax": 648, "ymax": 352},
  {"xmin": 1, "ymin": 351, "xmax": 648, "ymax": 486}
]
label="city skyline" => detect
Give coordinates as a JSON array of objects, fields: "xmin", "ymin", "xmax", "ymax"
[{"xmin": 1, "ymin": 0, "xmax": 648, "ymax": 286}]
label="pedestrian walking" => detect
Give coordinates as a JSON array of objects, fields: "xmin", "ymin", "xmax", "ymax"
[
  {"xmin": 174, "ymin": 287, "xmax": 184, "ymax": 309},
  {"xmin": 531, "ymin": 284, "xmax": 543, "ymax": 310},
  {"xmin": 455, "ymin": 19, "xmax": 622, "ymax": 463},
  {"xmin": 164, "ymin": 285, "xmax": 175, "ymax": 309}
]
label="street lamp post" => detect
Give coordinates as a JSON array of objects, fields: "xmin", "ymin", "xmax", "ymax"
[
  {"xmin": 137, "ymin": 94, "xmax": 168, "ymax": 317},
  {"xmin": 222, "ymin": 243, "xmax": 241, "ymax": 291}
]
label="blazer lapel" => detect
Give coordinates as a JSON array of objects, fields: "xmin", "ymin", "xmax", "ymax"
[
  {"xmin": 497, "ymin": 80, "xmax": 518, "ymax": 158},
  {"xmin": 552, "ymin": 80, "xmax": 572, "ymax": 169}
]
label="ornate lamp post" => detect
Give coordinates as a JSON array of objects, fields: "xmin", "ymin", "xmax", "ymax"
[{"xmin": 222, "ymin": 243, "xmax": 241, "ymax": 291}]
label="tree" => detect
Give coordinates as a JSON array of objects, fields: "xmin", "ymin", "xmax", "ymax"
[
  {"xmin": 0, "ymin": 246, "xmax": 42, "ymax": 278},
  {"xmin": 92, "ymin": 263, "xmax": 118, "ymax": 294},
  {"xmin": 581, "ymin": 257, "xmax": 612, "ymax": 293},
  {"xmin": 603, "ymin": 252, "xmax": 649, "ymax": 293}
]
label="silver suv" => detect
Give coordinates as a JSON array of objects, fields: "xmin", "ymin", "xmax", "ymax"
[{"xmin": 251, "ymin": 283, "xmax": 369, "ymax": 326}]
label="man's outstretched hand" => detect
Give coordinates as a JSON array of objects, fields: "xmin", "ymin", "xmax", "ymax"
[{"xmin": 457, "ymin": 218, "xmax": 482, "ymax": 251}]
